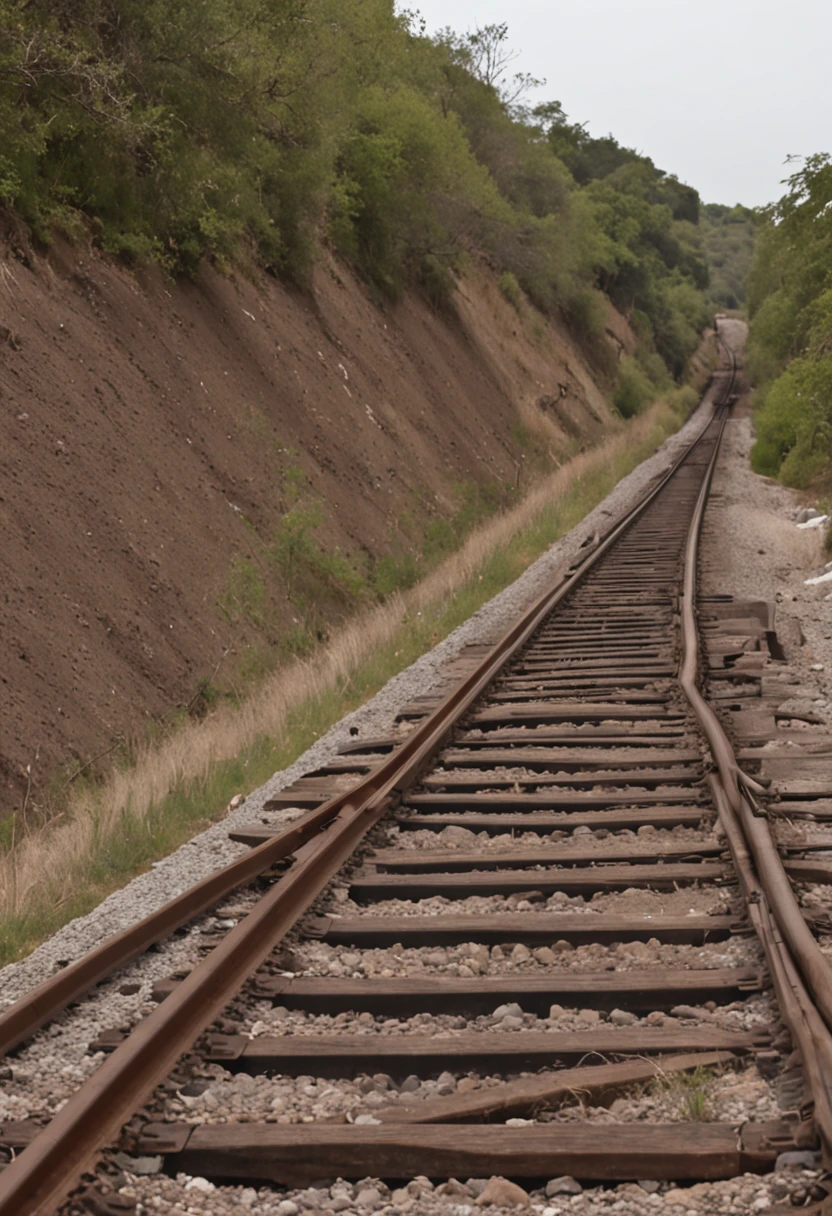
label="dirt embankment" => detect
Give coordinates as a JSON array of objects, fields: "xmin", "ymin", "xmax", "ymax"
[{"xmin": 0, "ymin": 235, "xmax": 628, "ymax": 815}]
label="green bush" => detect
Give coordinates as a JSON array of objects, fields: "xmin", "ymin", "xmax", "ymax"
[
  {"xmin": 0, "ymin": 6, "xmax": 711, "ymax": 376},
  {"xmin": 371, "ymin": 554, "xmax": 420, "ymax": 597},
  {"xmin": 499, "ymin": 271, "xmax": 523, "ymax": 310},
  {"xmin": 613, "ymin": 357, "xmax": 655, "ymax": 418},
  {"xmin": 667, "ymin": 384, "xmax": 699, "ymax": 419},
  {"xmin": 747, "ymin": 156, "xmax": 832, "ymax": 485}
]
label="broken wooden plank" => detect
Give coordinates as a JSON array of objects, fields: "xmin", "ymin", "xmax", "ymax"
[
  {"xmin": 136, "ymin": 1120, "xmax": 784, "ymax": 1183},
  {"xmin": 374, "ymin": 1050, "xmax": 738, "ymax": 1123}
]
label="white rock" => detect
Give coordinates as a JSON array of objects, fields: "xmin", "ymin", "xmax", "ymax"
[
  {"xmin": 440, "ymin": 826, "xmax": 476, "ymax": 845},
  {"xmin": 184, "ymin": 1177, "xmax": 216, "ymax": 1193},
  {"xmin": 546, "ymin": 1176, "xmax": 582, "ymax": 1196},
  {"xmin": 493, "ymin": 1003, "xmax": 524, "ymax": 1020},
  {"xmin": 670, "ymin": 1004, "xmax": 703, "ymax": 1019},
  {"xmin": 475, "ymin": 1177, "xmax": 529, "ymax": 1207},
  {"xmin": 355, "ymin": 1185, "xmax": 383, "ymax": 1208}
]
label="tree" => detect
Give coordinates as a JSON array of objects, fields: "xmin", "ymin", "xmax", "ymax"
[{"xmin": 441, "ymin": 22, "xmax": 544, "ymax": 109}]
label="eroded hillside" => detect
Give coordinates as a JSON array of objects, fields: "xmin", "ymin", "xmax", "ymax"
[{"xmin": 0, "ymin": 236, "xmax": 628, "ymax": 814}]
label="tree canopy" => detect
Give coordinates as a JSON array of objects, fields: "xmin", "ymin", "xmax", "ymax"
[
  {"xmin": 0, "ymin": 5, "xmax": 713, "ymax": 391},
  {"xmin": 747, "ymin": 155, "xmax": 832, "ymax": 485}
]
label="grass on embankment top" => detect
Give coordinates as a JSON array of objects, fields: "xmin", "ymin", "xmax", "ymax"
[{"xmin": 0, "ymin": 398, "xmax": 690, "ymax": 965}]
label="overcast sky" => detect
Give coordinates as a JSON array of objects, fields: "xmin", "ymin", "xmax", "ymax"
[{"xmin": 405, "ymin": 0, "xmax": 829, "ymax": 207}]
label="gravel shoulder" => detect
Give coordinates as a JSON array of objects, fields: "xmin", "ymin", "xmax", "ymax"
[{"xmin": 701, "ymin": 404, "xmax": 832, "ymax": 704}]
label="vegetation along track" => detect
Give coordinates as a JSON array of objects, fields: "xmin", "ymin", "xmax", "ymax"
[{"xmin": 3, "ymin": 321, "xmax": 832, "ymax": 1214}]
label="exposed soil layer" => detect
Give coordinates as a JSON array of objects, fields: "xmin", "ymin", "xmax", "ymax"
[{"xmin": 0, "ymin": 237, "xmax": 624, "ymax": 815}]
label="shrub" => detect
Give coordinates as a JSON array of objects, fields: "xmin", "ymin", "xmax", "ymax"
[
  {"xmin": 0, "ymin": 6, "xmax": 711, "ymax": 376},
  {"xmin": 499, "ymin": 270, "xmax": 523, "ymax": 310},
  {"xmin": 613, "ymin": 357, "xmax": 655, "ymax": 419}
]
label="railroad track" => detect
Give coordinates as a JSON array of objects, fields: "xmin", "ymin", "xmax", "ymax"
[{"xmin": 3, "ymin": 322, "xmax": 832, "ymax": 1215}]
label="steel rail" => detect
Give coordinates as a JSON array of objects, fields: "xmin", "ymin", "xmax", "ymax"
[
  {"xmin": 679, "ymin": 341, "xmax": 832, "ymax": 1164},
  {"xmin": 0, "ymin": 372, "xmax": 731, "ymax": 1215}
]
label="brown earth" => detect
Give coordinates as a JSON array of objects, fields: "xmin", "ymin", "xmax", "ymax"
[{"xmin": 0, "ymin": 232, "xmax": 628, "ymax": 816}]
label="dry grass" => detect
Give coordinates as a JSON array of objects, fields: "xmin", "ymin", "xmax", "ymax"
[{"xmin": 0, "ymin": 399, "xmax": 686, "ymax": 962}]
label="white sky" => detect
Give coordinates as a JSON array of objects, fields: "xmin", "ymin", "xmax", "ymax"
[{"xmin": 405, "ymin": 0, "xmax": 831, "ymax": 207}]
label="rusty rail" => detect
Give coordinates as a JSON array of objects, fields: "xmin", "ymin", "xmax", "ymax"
[{"xmin": 676, "ymin": 348, "xmax": 832, "ymax": 1162}]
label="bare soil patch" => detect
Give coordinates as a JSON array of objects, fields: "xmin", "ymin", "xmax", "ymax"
[{"xmin": 0, "ymin": 240, "xmax": 620, "ymax": 814}]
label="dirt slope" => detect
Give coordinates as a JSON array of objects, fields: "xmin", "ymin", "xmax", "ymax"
[{"xmin": 0, "ymin": 233, "xmax": 625, "ymax": 814}]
